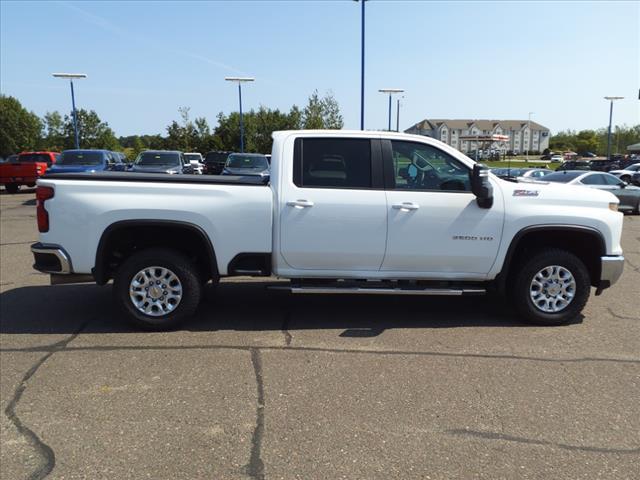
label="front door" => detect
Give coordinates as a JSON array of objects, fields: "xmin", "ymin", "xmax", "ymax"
[
  {"xmin": 279, "ymin": 137, "xmax": 387, "ymax": 271},
  {"xmin": 381, "ymin": 140, "xmax": 504, "ymax": 275}
]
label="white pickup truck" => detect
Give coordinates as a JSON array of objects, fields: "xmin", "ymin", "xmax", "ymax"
[{"xmin": 32, "ymin": 130, "xmax": 625, "ymax": 330}]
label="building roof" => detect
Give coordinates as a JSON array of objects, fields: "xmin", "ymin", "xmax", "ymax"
[{"xmin": 407, "ymin": 119, "xmax": 549, "ymax": 132}]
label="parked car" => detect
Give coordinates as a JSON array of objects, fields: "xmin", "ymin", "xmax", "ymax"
[
  {"xmin": 555, "ymin": 160, "xmax": 591, "ymax": 171},
  {"xmin": 113, "ymin": 152, "xmax": 128, "ymax": 164},
  {"xmin": 581, "ymin": 152, "xmax": 597, "ymax": 158},
  {"xmin": 544, "ymin": 170, "xmax": 640, "ymax": 214},
  {"xmin": 184, "ymin": 152, "xmax": 204, "ymax": 174},
  {"xmin": 491, "ymin": 167, "xmax": 553, "ymax": 181},
  {"xmin": 47, "ymin": 150, "xmax": 126, "ymax": 174},
  {"xmin": 550, "ymin": 154, "xmax": 563, "ymax": 163},
  {"xmin": 32, "ymin": 130, "xmax": 624, "ymax": 330},
  {"xmin": 222, "ymin": 153, "xmax": 270, "ymax": 180},
  {"xmin": 609, "ymin": 163, "xmax": 640, "ymax": 184},
  {"xmin": 203, "ymin": 151, "xmax": 232, "ymax": 174},
  {"xmin": 0, "ymin": 151, "xmax": 59, "ymax": 193},
  {"xmin": 130, "ymin": 151, "xmax": 193, "ymax": 174},
  {"xmin": 589, "ymin": 159, "xmax": 620, "ymax": 172}
]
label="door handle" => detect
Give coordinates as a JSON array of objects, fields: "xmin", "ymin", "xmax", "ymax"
[
  {"xmin": 287, "ymin": 199, "xmax": 314, "ymax": 208},
  {"xmin": 392, "ymin": 202, "xmax": 420, "ymax": 211}
]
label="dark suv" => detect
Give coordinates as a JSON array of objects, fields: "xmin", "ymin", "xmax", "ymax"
[
  {"xmin": 589, "ymin": 159, "xmax": 620, "ymax": 172},
  {"xmin": 203, "ymin": 151, "xmax": 232, "ymax": 175},
  {"xmin": 555, "ymin": 160, "xmax": 591, "ymax": 171}
]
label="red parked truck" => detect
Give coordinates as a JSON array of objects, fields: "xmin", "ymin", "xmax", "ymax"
[{"xmin": 0, "ymin": 151, "xmax": 60, "ymax": 193}]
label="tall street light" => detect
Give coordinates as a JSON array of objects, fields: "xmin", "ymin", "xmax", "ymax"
[
  {"xmin": 604, "ymin": 96, "xmax": 624, "ymax": 160},
  {"xmin": 396, "ymin": 95, "xmax": 404, "ymax": 132},
  {"xmin": 354, "ymin": 0, "xmax": 367, "ymax": 130},
  {"xmin": 379, "ymin": 88, "xmax": 404, "ymax": 131},
  {"xmin": 52, "ymin": 73, "xmax": 87, "ymax": 149},
  {"xmin": 525, "ymin": 111, "xmax": 534, "ymax": 162},
  {"xmin": 225, "ymin": 77, "xmax": 255, "ymax": 153}
]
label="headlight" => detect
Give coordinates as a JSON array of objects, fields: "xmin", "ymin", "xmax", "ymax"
[{"xmin": 609, "ymin": 202, "xmax": 618, "ymax": 212}]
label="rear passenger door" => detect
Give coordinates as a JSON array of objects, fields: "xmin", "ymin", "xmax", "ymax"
[{"xmin": 279, "ymin": 137, "xmax": 388, "ymax": 272}]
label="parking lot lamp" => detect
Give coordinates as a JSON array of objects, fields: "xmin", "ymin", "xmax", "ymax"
[
  {"xmin": 604, "ymin": 96, "xmax": 624, "ymax": 160},
  {"xmin": 525, "ymin": 112, "xmax": 534, "ymax": 163},
  {"xmin": 52, "ymin": 73, "xmax": 87, "ymax": 149},
  {"xmin": 396, "ymin": 95, "xmax": 404, "ymax": 132},
  {"xmin": 225, "ymin": 77, "xmax": 255, "ymax": 153},
  {"xmin": 353, "ymin": 0, "xmax": 367, "ymax": 130},
  {"xmin": 379, "ymin": 89, "xmax": 404, "ymax": 131}
]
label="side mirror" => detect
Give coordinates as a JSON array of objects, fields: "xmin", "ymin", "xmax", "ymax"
[
  {"xmin": 619, "ymin": 182, "xmax": 627, "ymax": 188},
  {"xmin": 471, "ymin": 164, "xmax": 493, "ymax": 209}
]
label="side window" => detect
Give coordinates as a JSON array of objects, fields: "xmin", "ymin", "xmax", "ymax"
[
  {"xmin": 106, "ymin": 152, "xmax": 115, "ymax": 164},
  {"xmin": 293, "ymin": 138, "xmax": 371, "ymax": 189},
  {"xmin": 603, "ymin": 174, "xmax": 622, "ymax": 186},
  {"xmin": 390, "ymin": 140, "xmax": 471, "ymax": 192},
  {"xmin": 581, "ymin": 174, "xmax": 606, "ymax": 185}
]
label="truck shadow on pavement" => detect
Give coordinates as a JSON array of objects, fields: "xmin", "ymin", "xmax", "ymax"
[{"xmin": 0, "ymin": 281, "xmax": 576, "ymax": 336}]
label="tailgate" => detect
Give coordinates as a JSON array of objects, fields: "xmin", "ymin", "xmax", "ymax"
[{"xmin": 0, "ymin": 162, "xmax": 44, "ymax": 180}]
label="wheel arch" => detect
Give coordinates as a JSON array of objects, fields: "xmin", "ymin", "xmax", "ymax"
[
  {"xmin": 497, "ymin": 225, "xmax": 606, "ymax": 293},
  {"xmin": 93, "ymin": 220, "xmax": 219, "ymax": 285}
]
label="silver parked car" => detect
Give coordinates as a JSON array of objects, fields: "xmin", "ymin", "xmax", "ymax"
[{"xmin": 544, "ymin": 170, "xmax": 640, "ymax": 214}]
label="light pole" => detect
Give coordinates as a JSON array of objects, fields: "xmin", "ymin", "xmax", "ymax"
[
  {"xmin": 354, "ymin": 0, "xmax": 367, "ymax": 130},
  {"xmin": 378, "ymin": 88, "xmax": 404, "ymax": 131},
  {"xmin": 525, "ymin": 111, "xmax": 534, "ymax": 162},
  {"xmin": 396, "ymin": 95, "xmax": 404, "ymax": 132},
  {"xmin": 52, "ymin": 73, "xmax": 87, "ymax": 149},
  {"xmin": 604, "ymin": 96, "xmax": 624, "ymax": 160},
  {"xmin": 225, "ymin": 77, "xmax": 255, "ymax": 153}
]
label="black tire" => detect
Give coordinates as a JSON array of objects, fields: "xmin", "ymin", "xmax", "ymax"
[
  {"xmin": 113, "ymin": 248, "xmax": 202, "ymax": 331},
  {"xmin": 5, "ymin": 183, "xmax": 19, "ymax": 194},
  {"xmin": 513, "ymin": 248, "xmax": 590, "ymax": 326}
]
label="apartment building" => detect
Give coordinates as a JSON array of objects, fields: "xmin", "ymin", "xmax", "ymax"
[{"xmin": 405, "ymin": 119, "xmax": 550, "ymax": 154}]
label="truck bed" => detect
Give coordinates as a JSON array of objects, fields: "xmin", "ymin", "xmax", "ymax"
[{"xmin": 37, "ymin": 173, "xmax": 273, "ymax": 276}]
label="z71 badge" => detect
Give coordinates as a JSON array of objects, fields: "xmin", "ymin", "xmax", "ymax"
[{"xmin": 513, "ymin": 189, "xmax": 539, "ymax": 197}]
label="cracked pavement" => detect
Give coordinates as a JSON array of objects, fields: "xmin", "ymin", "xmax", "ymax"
[{"xmin": 1, "ymin": 189, "xmax": 639, "ymax": 479}]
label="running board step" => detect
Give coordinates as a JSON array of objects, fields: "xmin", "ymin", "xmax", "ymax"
[{"xmin": 271, "ymin": 286, "xmax": 486, "ymax": 296}]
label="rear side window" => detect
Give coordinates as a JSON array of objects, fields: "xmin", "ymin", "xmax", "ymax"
[
  {"xmin": 19, "ymin": 154, "xmax": 51, "ymax": 164},
  {"xmin": 293, "ymin": 138, "xmax": 371, "ymax": 188}
]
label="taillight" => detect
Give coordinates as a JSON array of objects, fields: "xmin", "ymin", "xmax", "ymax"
[{"xmin": 36, "ymin": 186, "xmax": 54, "ymax": 232}]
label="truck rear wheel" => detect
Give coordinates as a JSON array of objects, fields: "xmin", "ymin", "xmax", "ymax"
[
  {"xmin": 513, "ymin": 249, "xmax": 590, "ymax": 326},
  {"xmin": 113, "ymin": 248, "xmax": 202, "ymax": 330},
  {"xmin": 5, "ymin": 183, "xmax": 19, "ymax": 194}
]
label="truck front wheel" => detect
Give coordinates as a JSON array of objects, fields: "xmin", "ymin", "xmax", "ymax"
[
  {"xmin": 5, "ymin": 183, "xmax": 19, "ymax": 194},
  {"xmin": 513, "ymin": 249, "xmax": 590, "ymax": 326},
  {"xmin": 113, "ymin": 248, "xmax": 202, "ymax": 330}
]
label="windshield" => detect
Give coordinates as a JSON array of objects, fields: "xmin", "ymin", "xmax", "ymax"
[
  {"xmin": 136, "ymin": 152, "xmax": 181, "ymax": 166},
  {"xmin": 19, "ymin": 154, "xmax": 51, "ymax": 163},
  {"xmin": 59, "ymin": 151, "xmax": 104, "ymax": 166},
  {"xmin": 205, "ymin": 152, "xmax": 229, "ymax": 163},
  {"xmin": 544, "ymin": 172, "xmax": 584, "ymax": 183},
  {"xmin": 184, "ymin": 154, "xmax": 202, "ymax": 162},
  {"xmin": 226, "ymin": 155, "xmax": 268, "ymax": 169}
]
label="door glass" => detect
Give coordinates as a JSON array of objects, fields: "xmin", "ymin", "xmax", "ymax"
[
  {"xmin": 293, "ymin": 138, "xmax": 371, "ymax": 188},
  {"xmin": 603, "ymin": 173, "xmax": 622, "ymax": 185},
  {"xmin": 581, "ymin": 174, "xmax": 607, "ymax": 185},
  {"xmin": 390, "ymin": 141, "xmax": 470, "ymax": 191}
]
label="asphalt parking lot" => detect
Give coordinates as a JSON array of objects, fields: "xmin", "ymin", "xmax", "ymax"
[{"xmin": 1, "ymin": 188, "xmax": 639, "ymax": 480}]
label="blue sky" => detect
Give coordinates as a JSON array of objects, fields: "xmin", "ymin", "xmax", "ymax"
[{"xmin": 1, "ymin": 1, "xmax": 638, "ymax": 137}]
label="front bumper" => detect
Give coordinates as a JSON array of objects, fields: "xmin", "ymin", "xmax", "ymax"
[{"xmin": 596, "ymin": 255, "xmax": 624, "ymax": 295}]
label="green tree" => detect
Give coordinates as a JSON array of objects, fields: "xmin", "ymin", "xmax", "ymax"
[
  {"xmin": 0, "ymin": 95, "xmax": 43, "ymax": 157},
  {"xmin": 42, "ymin": 111, "xmax": 65, "ymax": 151},
  {"xmin": 302, "ymin": 90, "xmax": 344, "ymax": 129},
  {"xmin": 63, "ymin": 109, "xmax": 120, "ymax": 150}
]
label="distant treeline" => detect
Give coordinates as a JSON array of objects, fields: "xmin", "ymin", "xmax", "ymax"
[{"xmin": 0, "ymin": 91, "xmax": 343, "ymax": 158}]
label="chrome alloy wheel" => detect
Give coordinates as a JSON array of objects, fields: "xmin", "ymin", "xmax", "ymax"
[
  {"xmin": 529, "ymin": 265, "xmax": 576, "ymax": 313},
  {"xmin": 129, "ymin": 266, "xmax": 182, "ymax": 317}
]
